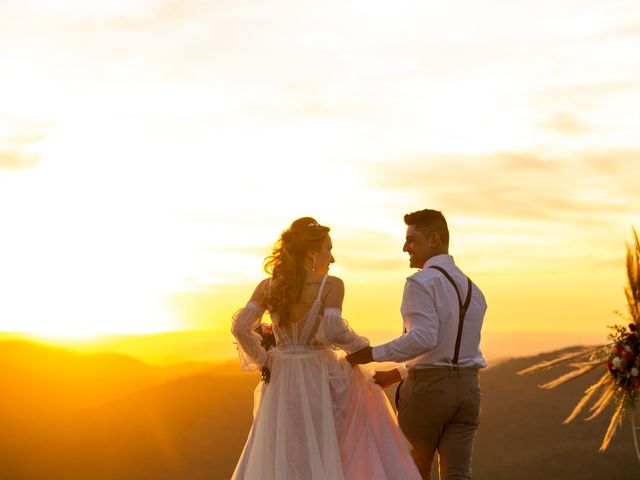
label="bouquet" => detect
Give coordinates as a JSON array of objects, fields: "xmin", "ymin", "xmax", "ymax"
[
  {"xmin": 519, "ymin": 228, "xmax": 640, "ymax": 457},
  {"xmin": 255, "ymin": 323, "xmax": 276, "ymax": 383},
  {"xmin": 606, "ymin": 323, "xmax": 640, "ymax": 407}
]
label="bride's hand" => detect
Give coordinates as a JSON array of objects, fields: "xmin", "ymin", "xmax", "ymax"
[{"xmin": 373, "ymin": 369, "xmax": 402, "ymax": 388}]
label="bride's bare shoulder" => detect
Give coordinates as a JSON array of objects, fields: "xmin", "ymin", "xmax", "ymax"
[
  {"xmin": 323, "ymin": 275, "xmax": 345, "ymax": 308},
  {"xmin": 325, "ymin": 275, "xmax": 345, "ymax": 290}
]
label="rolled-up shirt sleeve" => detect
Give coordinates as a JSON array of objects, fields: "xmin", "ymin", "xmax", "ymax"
[{"xmin": 372, "ymin": 278, "xmax": 439, "ymax": 363}]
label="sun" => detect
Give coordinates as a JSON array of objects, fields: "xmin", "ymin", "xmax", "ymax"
[{"xmin": 0, "ymin": 172, "xmax": 182, "ymax": 338}]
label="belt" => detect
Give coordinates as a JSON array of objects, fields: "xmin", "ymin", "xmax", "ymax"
[{"xmin": 407, "ymin": 366, "xmax": 480, "ymax": 378}]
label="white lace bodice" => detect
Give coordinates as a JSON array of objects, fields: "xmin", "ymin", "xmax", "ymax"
[
  {"xmin": 231, "ymin": 275, "xmax": 369, "ymax": 372},
  {"xmin": 271, "ymin": 274, "xmax": 328, "ymax": 350}
]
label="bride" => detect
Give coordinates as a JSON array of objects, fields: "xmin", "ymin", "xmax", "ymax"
[{"xmin": 231, "ymin": 217, "xmax": 421, "ymax": 479}]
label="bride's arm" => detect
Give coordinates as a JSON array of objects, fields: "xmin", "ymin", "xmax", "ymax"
[
  {"xmin": 230, "ymin": 279, "xmax": 269, "ymax": 372},
  {"xmin": 315, "ymin": 277, "xmax": 369, "ymax": 354}
]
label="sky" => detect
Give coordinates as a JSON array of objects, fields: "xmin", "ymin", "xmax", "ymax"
[{"xmin": 0, "ymin": 0, "xmax": 639, "ymax": 359}]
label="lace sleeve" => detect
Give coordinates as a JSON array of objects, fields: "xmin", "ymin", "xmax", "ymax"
[
  {"xmin": 315, "ymin": 307, "xmax": 369, "ymax": 354},
  {"xmin": 231, "ymin": 301, "xmax": 267, "ymax": 372}
]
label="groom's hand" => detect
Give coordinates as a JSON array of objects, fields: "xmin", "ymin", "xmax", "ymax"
[
  {"xmin": 346, "ymin": 346, "xmax": 374, "ymax": 365},
  {"xmin": 373, "ymin": 369, "xmax": 402, "ymax": 388}
]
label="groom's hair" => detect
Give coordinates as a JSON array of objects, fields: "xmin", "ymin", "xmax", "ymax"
[{"xmin": 404, "ymin": 209, "xmax": 449, "ymax": 247}]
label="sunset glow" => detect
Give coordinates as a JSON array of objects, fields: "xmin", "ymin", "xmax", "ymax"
[{"xmin": 1, "ymin": 1, "xmax": 639, "ymax": 360}]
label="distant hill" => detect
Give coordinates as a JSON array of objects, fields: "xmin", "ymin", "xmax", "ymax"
[
  {"xmin": 0, "ymin": 329, "xmax": 239, "ymax": 365},
  {"xmin": 471, "ymin": 349, "xmax": 637, "ymax": 480},
  {"xmin": 0, "ymin": 341, "xmax": 638, "ymax": 479},
  {"xmin": 0, "ymin": 340, "xmax": 217, "ymax": 404},
  {"xmin": 0, "ymin": 340, "xmax": 255, "ymax": 480},
  {"xmin": 0, "ymin": 340, "xmax": 221, "ymax": 443}
]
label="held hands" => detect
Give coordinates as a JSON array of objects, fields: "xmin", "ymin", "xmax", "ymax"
[
  {"xmin": 373, "ymin": 369, "xmax": 402, "ymax": 388},
  {"xmin": 346, "ymin": 346, "xmax": 374, "ymax": 365},
  {"xmin": 346, "ymin": 347, "xmax": 401, "ymax": 387}
]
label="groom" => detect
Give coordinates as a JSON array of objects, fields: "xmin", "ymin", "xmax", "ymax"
[{"xmin": 347, "ymin": 209, "xmax": 487, "ymax": 480}]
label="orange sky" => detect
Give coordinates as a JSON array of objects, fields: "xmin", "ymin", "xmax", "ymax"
[{"xmin": 0, "ymin": 0, "xmax": 639, "ymax": 360}]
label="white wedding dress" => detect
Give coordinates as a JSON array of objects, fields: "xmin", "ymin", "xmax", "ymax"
[{"xmin": 231, "ymin": 275, "xmax": 421, "ymax": 479}]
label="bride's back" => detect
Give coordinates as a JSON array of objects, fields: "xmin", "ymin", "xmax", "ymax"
[
  {"xmin": 286, "ymin": 274, "xmax": 330, "ymax": 320},
  {"xmin": 269, "ymin": 272, "xmax": 336, "ymax": 347}
]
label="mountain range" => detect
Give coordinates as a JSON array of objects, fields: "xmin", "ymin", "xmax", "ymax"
[{"xmin": 0, "ymin": 340, "xmax": 637, "ymax": 479}]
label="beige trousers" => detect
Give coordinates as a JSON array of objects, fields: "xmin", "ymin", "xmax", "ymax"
[{"xmin": 397, "ymin": 367, "xmax": 481, "ymax": 480}]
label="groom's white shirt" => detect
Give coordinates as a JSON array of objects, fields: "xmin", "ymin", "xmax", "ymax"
[{"xmin": 372, "ymin": 254, "xmax": 487, "ymax": 375}]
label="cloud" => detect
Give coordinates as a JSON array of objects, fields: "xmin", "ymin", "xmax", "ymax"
[
  {"xmin": 9, "ymin": 0, "xmax": 175, "ymax": 23},
  {"xmin": 367, "ymin": 151, "xmax": 640, "ymax": 224},
  {"xmin": 539, "ymin": 112, "xmax": 589, "ymax": 135},
  {"xmin": 0, "ymin": 119, "xmax": 49, "ymax": 170},
  {"xmin": 203, "ymin": 245, "xmax": 268, "ymax": 257},
  {"xmin": 590, "ymin": 21, "xmax": 640, "ymax": 41},
  {"xmin": 0, "ymin": 150, "xmax": 41, "ymax": 170},
  {"xmin": 532, "ymin": 80, "xmax": 640, "ymax": 112}
]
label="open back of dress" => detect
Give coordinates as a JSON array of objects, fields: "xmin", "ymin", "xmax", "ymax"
[{"xmin": 271, "ymin": 274, "xmax": 328, "ymax": 353}]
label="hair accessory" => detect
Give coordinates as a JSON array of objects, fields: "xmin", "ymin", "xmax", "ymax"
[{"xmin": 308, "ymin": 222, "xmax": 319, "ymax": 227}]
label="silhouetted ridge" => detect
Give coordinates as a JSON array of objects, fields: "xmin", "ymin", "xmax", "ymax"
[{"xmin": 0, "ymin": 343, "xmax": 636, "ymax": 480}]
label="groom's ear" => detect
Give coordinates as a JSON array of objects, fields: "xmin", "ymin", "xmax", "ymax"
[
  {"xmin": 432, "ymin": 232, "xmax": 442, "ymax": 248},
  {"xmin": 430, "ymin": 230, "xmax": 448, "ymax": 250}
]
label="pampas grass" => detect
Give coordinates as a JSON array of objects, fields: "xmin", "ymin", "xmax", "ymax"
[{"xmin": 518, "ymin": 228, "xmax": 640, "ymax": 457}]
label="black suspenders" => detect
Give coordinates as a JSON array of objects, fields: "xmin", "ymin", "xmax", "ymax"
[{"xmin": 428, "ymin": 266, "xmax": 473, "ymax": 365}]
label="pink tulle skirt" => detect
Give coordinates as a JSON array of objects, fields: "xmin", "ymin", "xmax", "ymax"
[{"xmin": 232, "ymin": 348, "xmax": 421, "ymax": 479}]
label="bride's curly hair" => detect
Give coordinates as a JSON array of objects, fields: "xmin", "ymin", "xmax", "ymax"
[{"xmin": 263, "ymin": 217, "xmax": 330, "ymax": 325}]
